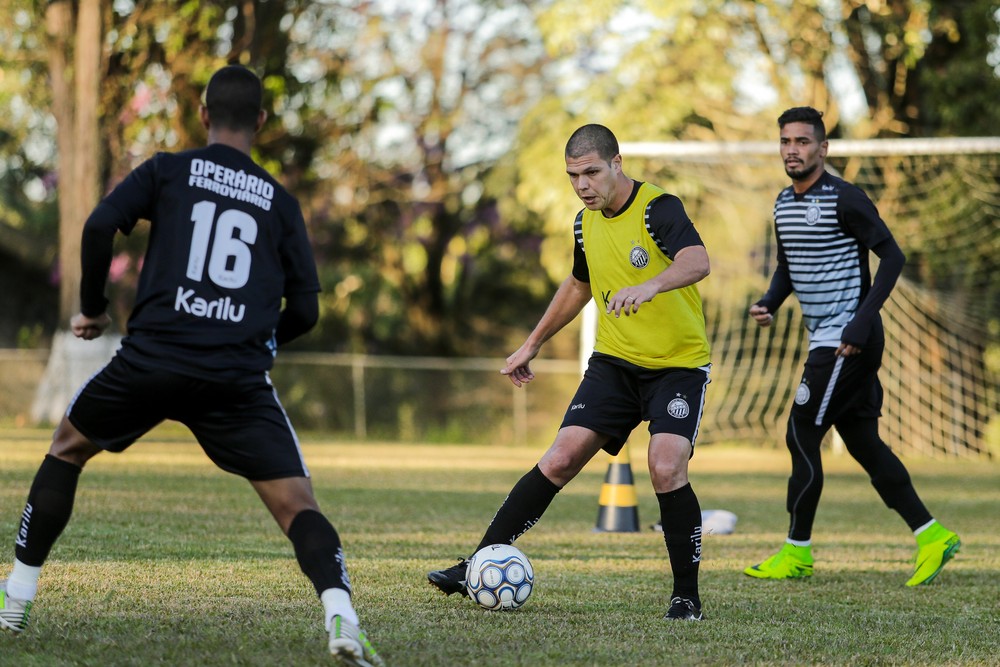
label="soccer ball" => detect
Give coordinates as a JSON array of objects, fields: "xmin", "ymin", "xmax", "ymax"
[{"xmin": 466, "ymin": 544, "xmax": 534, "ymax": 611}]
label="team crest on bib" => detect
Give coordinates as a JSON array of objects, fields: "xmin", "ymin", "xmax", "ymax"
[
  {"xmin": 805, "ymin": 204, "xmax": 822, "ymax": 225},
  {"xmin": 795, "ymin": 382, "xmax": 810, "ymax": 405},
  {"xmin": 629, "ymin": 245, "xmax": 650, "ymax": 269},
  {"xmin": 667, "ymin": 397, "xmax": 690, "ymax": 419}
]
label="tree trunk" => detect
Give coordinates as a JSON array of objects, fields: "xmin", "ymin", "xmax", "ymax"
[{"xmin": 33, "ymin": 0, "xmax": 119, "ymax": 426}]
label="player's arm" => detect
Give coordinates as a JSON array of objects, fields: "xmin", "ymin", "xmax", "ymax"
[
  {"xmin": 74, "ymin": 158, "xmax": 157, "ymax": 339},
  {"xmin": 751, "ymin": 228, "xmax": 793, "ymax": 327},
  {"xmin": 837, "ymin": 186, "xmax": 904, "ymax": 355},
  {"xmin": 274, "ymin": 291, "xmax": 319, "ymax": 346},
  {"xmin": 608, "ymin": 195, "xmax": 709, "ymax": 318},
  {"xmin": 72, "ymin": 202, "xmax": 124, "ymax": 339},
  {"xmin": 502, "ymin": 274, "xmax": 592, "ymax": 388}
]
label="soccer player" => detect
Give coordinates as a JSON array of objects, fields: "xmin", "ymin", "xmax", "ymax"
[
  {"xmin": 0, "ymin": 66, "xmax": 384, "ymax": 666},
  {"xmin": 427, "ymin": 124, "xmax": 713, "ymax": 621},
  {"xmin": 744, "ymin": 106, "xmax": 960, "ymax": 586}
]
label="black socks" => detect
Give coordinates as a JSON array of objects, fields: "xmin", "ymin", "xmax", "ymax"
[
  {"xmin": 288, "ymin": 509, "xmax": 350, "ymax": 596},
  {"xmin": 475, "ymin": 465, "xmax": 561, "ymax": 553},
  {"xmin": 15, "ymin": 455, "xmax": 82, "ymax": 567},
  {"xmin": 656, "ymin": 483, "xmax": 702, "ymax": 604}
]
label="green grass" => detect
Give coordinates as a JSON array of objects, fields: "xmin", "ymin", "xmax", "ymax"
[{"xmin": 1, "ymin": 430, "xmax": 998, "ymax": 666}]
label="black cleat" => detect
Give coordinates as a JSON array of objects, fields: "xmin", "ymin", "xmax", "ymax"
[
  {"xmin": 665, "ymin": 596, "xmax": 703, "ymax": 621},
  {"xmin": 427, "ymin": 559, "xmax": 470, "ymax": 597}
]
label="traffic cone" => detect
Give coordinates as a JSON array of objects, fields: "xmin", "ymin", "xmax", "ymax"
[{"xmin": 594, "ymin": 442, "xmax": 640, "ymax": 532}]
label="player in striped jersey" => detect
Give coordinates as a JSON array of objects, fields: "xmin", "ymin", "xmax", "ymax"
[{"xmin": 743, "ymin": 106, "xmax": 960, "ymax": 587}]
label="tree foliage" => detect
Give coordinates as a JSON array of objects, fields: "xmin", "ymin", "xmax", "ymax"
[{"xmin": 0, "ymin": 0, "xmax": 996, "ymax": 355}]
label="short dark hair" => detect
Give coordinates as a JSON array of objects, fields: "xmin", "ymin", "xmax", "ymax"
[
  {"xmin": 777, "ymin": 106, "xmax": 826, "ymax": 142},
  {"xmin": 204, "ymin": 65, "xmax": 263, "ymax": 132},
  {"xmin": 565, "ymin": 124, "xmax": 620, "ymax": 162}
]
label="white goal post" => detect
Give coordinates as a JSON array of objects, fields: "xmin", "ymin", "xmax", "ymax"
[{"xmin": 574, "ymin": 136, "xmax": 1000, "ymax": 459}]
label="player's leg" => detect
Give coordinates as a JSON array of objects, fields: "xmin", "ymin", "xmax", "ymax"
[
  {"xmin": 644, "ymin": 365, "xmax": 710, "ymax": 620},
  {"xmin": 186, "ymin": 372, "xmax": 383, "ymax": 666},
  {"xmin": 743, "ymin": 413, "xmax": 824, "ymax": 580},
  {"xmin": 648, "ymin": 434, "xmax": 703, "ymax": 620},
  {"xmin": 252, "ymin": 477, "xmax": 381, "ymax": 666},
  {"xmin": 428, "ymin": 353, "xmax": 637, "ymax": 597},
  {"xmin": 3, "ymin": 355, "xmax": 161, "ymax": 634},
  {"xmin": 1, "ymin": 418, "xmax": 102, "ymax": 633},
  {"xmin": 484, "ymin": 424, "xmax": 606, "ymax": 546},
  {"xmin": 831, "ymin": 342, "xmax": 960, "ymax": 585},
  {"xmin": 427, "ymin": 425, "xmax": 607, "ymax": 596},
  {"xmin": 835, "ymin": 415, "xmax": 960, "ymax": 586},
  {"xmin": 745, "ymin": 348, "xmax": 839, "ymax": 580}
]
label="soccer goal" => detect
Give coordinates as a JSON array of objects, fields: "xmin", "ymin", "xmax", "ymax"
[{"xmin": 617, "ymin": 136, "xmax": 1000, "ymax": 459}]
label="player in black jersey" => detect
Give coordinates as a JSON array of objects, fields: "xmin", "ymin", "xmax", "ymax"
[
  {"xmin": 743, "ymin": 106, "xmax": 960, "ymax": 587},
  {"xmin": 0, "ymin": 66, "xmax": 384, "ymax": 666}
]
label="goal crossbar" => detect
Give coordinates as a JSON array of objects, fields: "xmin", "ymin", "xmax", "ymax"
[{"xmin": 622, "ymin": 137, "xmax": 1000, "ymax": 158}]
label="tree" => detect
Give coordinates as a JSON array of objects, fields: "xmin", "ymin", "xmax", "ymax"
[
  {"xmin": 283, "ymin": 0, "xmax": 555, "ymax": 355},
  {"xmin": 26, "ymin": 0, "xmax": 336, "ymax": 423}
]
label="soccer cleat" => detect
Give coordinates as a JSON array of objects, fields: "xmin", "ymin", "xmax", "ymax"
[
  {"xmin": 427, "ymin": 559, "xmax": 470, "ymax": 597},
  {"xmin": 744, "ymin": 542, "xmax": 814, "ymax": 579},
  {"xmin": 0, "ymin": 580, "xmax": 32, "ymax": 633},
  {"xmin": 665, "ymin": 596, "xmax": 703, "ymax": 621},
  {"xmin": 906, "ymin": 527, "xmax": 961, "ymax": 587},
  {"xmin": 328, "ymin": 615, "xmax": 384, "ymax": 667}
]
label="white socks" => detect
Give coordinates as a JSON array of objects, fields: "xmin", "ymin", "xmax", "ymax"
[
  {"xmin": 786, "ymin": 538, "xmax": 811, "ymax": 548},
  {"xmin": 321, "ymin": 588, "xmax": 358, "ymax": 630},
  {"xmin": 913, "ymin": 518, "xmax": 936, "ymax": 536},
  {"xmin": 6, "ymin": 559, "xmax": 41, "ymax": 601}
]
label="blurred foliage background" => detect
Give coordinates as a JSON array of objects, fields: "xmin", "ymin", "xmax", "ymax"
[{"xmin": 2, "ymin": 0, "xmax": 998, "ymax": 356}]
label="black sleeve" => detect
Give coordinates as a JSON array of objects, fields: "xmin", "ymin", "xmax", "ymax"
[
  {"xmin": 756, "ymin": 239, "xmax": 793, "ymax": 313},
  {"xmin": 841, "ymin": 237, "xmax": 905, "ymax": 346},
  {"xmin": 571, "ymin": 235, "xmax": 589, "ymax": 282},
  {"xmin": 838, "ymin": 184, "xmax": 892, "ymax": 248},
  {"xmin": 78, "ymin": 158, "xmax": 159, "ymax": 317},
  {"xmin": 79, "ymin": 202, "xmax": 127, "ymax": 317},
  {"xmin": 570, "ymin": 209, "xmax": 589, "ymax": 283},
  {"xmin": 645, "ymin": 195, "xmax": 704, "ymax": 259},
  {"xmin": 275, "ymin": 291, "xmax": 319, "ymax": 346}
]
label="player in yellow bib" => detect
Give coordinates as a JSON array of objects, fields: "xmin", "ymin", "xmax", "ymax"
[
  {"xmin": 577, "ymin": 180, "xmax": 710, "ymax": 369},
  {"xmin": 428, "ymin": 124, "xmax": 713, "ymax": 621}
]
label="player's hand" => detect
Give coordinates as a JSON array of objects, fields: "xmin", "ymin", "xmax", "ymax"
[
  {"xmin": 501, "ymin": 343, "xmax": 539, "ymax": 388},
  {"xmin": 749, "ymin": 304, "xmax": 773, "ymax": 327},
  {"xmin": 836, "ymin": 343, "xmax": 861, "ymax": 357},
  {"xmin": 607, "ymin": 285, "xmax": 653, "ymax": 318},
  {"xmin": 71, "ymin": 312, "xmax": 112, "ymax": 340}
]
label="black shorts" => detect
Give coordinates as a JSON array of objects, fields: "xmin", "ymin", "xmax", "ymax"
[
  {"xmin": 791, "ymin": 343, "xmax": 884, "ymax": 428},
  {"xmin": 560, "ymin": 352, "xmax": 711, "ymax": 455},
  {"xmin": 67, "ymin": 354, "xmax": 308, "ymax": 481}
]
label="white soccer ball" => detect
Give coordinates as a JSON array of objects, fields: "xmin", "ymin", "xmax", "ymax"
[{"xmin": 466, "ymin": 544, "xmax": 534, "ymax": 611}]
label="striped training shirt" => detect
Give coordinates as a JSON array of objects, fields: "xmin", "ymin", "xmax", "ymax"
[{"xmin": 771, "ymin": 170, "xmax": 891, "ymax": 349}]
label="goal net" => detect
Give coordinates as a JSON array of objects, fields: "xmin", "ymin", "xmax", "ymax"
[{"xmin": 620, "ymin": 137, "xmax": 1000, "ymax": 459}]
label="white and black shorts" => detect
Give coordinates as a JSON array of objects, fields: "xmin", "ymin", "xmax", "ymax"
[
  {"xmin": 791, "ymin": 342, "xmax": 884, "ymax": 428},
  {"xmin": 560, "ymin": 352, "xmax": 711, "ymax": 455},
  {"xmin": 66, "ymin": 354, "xmax": 308, "ymax": 481}
]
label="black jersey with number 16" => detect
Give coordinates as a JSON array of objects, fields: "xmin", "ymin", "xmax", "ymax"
[{"xmin": 98, "ymin": 143, "xmax": 321, "ymax": 380}]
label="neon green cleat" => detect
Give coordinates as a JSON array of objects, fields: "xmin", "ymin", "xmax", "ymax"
[
  {"xmin": 0, "ymin": 580, "xmax": 32, "ymax": 633},
  {"xmin": 744, "ymin": 543, "xmax": 814, "ymax": 579},
  {"xmin": 906, "ymin": 525, "xmax": 961, "ymax": 587}
]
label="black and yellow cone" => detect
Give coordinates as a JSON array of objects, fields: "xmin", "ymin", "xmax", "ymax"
[{"xmin": 594, "ymin": 443, "xmax": 640, "ymax": 532}]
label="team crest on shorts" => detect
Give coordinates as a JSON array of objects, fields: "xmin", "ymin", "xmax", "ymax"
[
  {"xmin": 795, "ymin": 382, "xmax": 810, "ymax": 405},
  {"xmin": 667, "ymin": 397, "xmax": 690, "ymax": 419},
  {"xmin": 629, "ymin": 245, "xmax": 650, "ymax": 269},
  {"xmin": 805, "ymin": 204, "xmax": 822, "ymax": 225}
]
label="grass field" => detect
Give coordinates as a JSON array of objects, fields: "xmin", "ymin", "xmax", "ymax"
[{"xmin": 1, "ymin": 428, "xmax": 998, "ymax": 666}]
